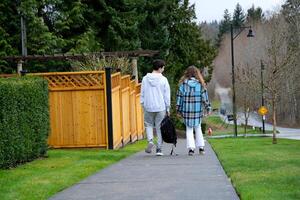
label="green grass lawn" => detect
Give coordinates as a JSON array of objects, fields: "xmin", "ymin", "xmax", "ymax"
[
  {"xmin": 176, "ymin": 115, "xmax": 265, "ymax": 138},
  {"xmin": 203, "ymin": 115, "xmax": 269, "ymax": 136},
  {"xmin": 209, "ymin": 137, "xmax": 300, "ymax": 200},
  {"xmin": 211, "ymin": 100, "xmax": 221, "ymax": 110},
  {"xmin": 0, "ymin": 140, "xmax": 146, "ymax": 200}
]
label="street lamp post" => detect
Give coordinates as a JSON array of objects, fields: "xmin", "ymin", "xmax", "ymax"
[
  {"xmin": 230, "ymin": 24, "xmax": 254, "ymax": 137},
  {"xmin": 260, "ymin": 60, "xmax": 265, "ymax": 134}
]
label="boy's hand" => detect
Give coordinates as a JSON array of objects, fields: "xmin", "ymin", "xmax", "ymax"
[{"xmin": 166, "ymin": 111, "xmax": 170, "ymax": 116}]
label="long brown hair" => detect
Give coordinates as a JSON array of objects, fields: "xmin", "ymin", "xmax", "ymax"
[{"xmin": 179, "ymin": 65, "xmax": 206, "ymax": 87}]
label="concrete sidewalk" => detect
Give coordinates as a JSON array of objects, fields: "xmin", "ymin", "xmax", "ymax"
[{"xmin": 50, "ymin": 139, "xmax": 239, "ymax": 200}]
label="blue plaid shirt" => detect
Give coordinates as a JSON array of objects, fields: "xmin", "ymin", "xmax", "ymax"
[{"xmin": 176, "ymin": 78, "xmax": 211, "ymax": 127}]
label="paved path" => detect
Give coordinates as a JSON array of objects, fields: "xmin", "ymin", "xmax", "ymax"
[{"xmin": 49, "ymin": 139, "xmax": 239, "ymax": 200}]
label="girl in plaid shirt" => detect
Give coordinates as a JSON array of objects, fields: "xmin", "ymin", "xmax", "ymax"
[{"xmin": 176, "ymin": 66, "xmax": 211, "ymax": 156}]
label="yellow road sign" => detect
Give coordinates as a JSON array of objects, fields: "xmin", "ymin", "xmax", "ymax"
[{"xmin": 258, "ymin": 106, "xmax": 268, "ymax": 116}]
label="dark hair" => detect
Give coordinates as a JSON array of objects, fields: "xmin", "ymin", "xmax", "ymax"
[{"xmin": 152, "ymin": 59, "xmax": 165, "ymax": 70}]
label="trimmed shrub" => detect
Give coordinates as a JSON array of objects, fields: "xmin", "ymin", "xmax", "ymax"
[{"xmin": 0, "ymin": 76, "xmax": 49, "ymax": 169}]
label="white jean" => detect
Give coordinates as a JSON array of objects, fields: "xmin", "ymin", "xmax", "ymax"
[
  {"xmin": 186, "ymin": 124, "xmax": 205, "ymax": 150},
  {"xmin": 144, "ymin": 110, "xmax": 166, "ymax": 149}
]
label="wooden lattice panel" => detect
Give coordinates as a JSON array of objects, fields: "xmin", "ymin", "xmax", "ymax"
[{"xmin": 36, "ymin": 72, "xmax": 105, "ymax": 91}]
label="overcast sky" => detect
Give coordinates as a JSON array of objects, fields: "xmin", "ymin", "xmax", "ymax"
[{"xmin": 189, "ymin": 0, "xmax": 285, "ymax": 22}]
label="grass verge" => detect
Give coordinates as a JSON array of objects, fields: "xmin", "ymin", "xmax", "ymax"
[
  {"xmin": 203, "ymin": 115, "xmax": 271, "ymax": 136},
  {"xmin": 0, "ymin": 140, "xmax": 146, "ymax": 200},
  {"xmin": 209, "ymin": 137, "xmax": 300, "ymax": 200}
]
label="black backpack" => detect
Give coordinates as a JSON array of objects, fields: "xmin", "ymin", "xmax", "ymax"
[{"xmin": 160, "ymin": 116, "xmax": 177, "ymax": 155}]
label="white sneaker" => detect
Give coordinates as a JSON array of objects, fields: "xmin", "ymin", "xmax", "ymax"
[
  {"xmin": 199, "ymin": 148, "xmax": 205, "ymax": 155},
  {"xmin": 156, "ymin": 148, "xmax": 163, "ymax": 156},
  {"xmin": 145, "ymin": 142, "xmax": 154, "ymax": 153}
]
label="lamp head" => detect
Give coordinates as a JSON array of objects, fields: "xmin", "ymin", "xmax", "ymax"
[{"xmin": 247, "ymin": 28, "xmax": 254, "ymax": 37}]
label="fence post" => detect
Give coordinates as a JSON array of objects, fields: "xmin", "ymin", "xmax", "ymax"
[
  {"xmin": 131, "ymin": 57, "xmax": 138, "ymax": 83},
  {"xmin": 17, "ymin": 60, "xmax": 23, "ymax": 75},
  {"xmin": 105, "ymin": 67, "xmax": 114, "ymax": 149}
]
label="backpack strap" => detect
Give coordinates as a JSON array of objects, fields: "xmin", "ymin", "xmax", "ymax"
[{"xmin": 170, "ymin": 144, "xmax": 178, "ymax": 156}]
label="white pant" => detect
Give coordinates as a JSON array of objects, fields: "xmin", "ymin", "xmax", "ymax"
[{"xmin": 186, "ymin": 124, "xmax": 205, "ymax": 150}]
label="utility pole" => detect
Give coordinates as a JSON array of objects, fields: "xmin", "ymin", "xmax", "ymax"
[
  {"xmin": 19, "ymin": 13, "xmax": 27, "ymax": 75},
  {"xmin": 230, "ymin": 24, "xmax": 238, "ymax": 137},
  {"xmin": 260, "ymin": 60, "xmax": 265, "ymax": 134},
  {"xmin": 21, "ymin": 16, "xmax": 27, "ymax": 57},
  {"xmin": 230, "ymin": 24, "xmax": 254, "ymax": 137}
]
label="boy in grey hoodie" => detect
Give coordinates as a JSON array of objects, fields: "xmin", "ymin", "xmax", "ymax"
[{"xmin": 141, "ymin": 59, "xmax": 170, "ymax": 156}]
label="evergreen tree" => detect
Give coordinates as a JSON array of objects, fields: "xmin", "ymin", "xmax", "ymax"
[
  {"xmin": 49, "ymin": 0, "xmax": 96, "ymax": 53},
  {"xmin": 282, "ymin": 0, "xmax": 300, "ymax": 51},
  {"xmin": 232, "ymin": 3, "xmax": 245, "ymax": 28},
  {"xmin": 138, "ymin": 0, "xmax": 173, "ymax": 55},
  {"xmin": 217, "ymin": 9, "xmax": 231, "ymax": 46},
  {"xmin": 0, "ymin": 0, "xmax": 216, "ymax": 78},
  {"xmin": 0, "ymin": 2, "xmax": 19, "ymax": 53},
  {"xmin": 19, "ymin": 0, "xmax": 60, "ymax": 55},
  {"xmin": 20, "ymin": 0, "xmax": 72, "ymax": 72},
  {"xmin": 83, "ymin": 0, "xmax": 144, "ymax": 51},
  {"xmin": 166, "ymin": 0, "xmax": 216, "ymax": 80},
  {"xmin": 0, "ymin": 1, "xmax": 19, "ymax": 72},
  {"xmin": 246, "ymin": 5, "xmax": 264, "ymax": 23},
  {"xmin": 136, "ymin": 0, "xmax": 175, "ymax": 75}
]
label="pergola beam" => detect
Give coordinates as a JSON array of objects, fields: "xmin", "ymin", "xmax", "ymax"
[{"xmin": 1, "ymin": 50, "xmax": 159, "ymax": 62}]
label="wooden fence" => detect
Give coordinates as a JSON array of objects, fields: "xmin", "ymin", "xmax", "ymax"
[{"xmin": 30, "ymin": 70, "xmax": 144, "ymax": 149}]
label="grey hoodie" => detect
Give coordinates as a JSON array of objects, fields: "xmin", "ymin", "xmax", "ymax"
[{"xmin": 140, "ymin": 73, "xmax": 170, "ymax": 112}]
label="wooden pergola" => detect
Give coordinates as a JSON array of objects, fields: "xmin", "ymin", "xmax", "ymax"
[{"xmin": 1, "ymin": 50, "xmax": 159, "ymax": 82}]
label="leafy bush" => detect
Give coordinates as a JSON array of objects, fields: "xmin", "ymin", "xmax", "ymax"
[{"xmin": 0, "ymin": 76, "xmax": 49, "ymax": 169}]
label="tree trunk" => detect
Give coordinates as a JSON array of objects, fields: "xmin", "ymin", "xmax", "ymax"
[
  {"xmin": 292, "ymin": 90, "xmax": 297, "ymax": 125},
  {"xmin": 272, "ymin": 98, "xmax": 277, "ymax": 144},
  {"xmin": 245, "ymin": 118, "xmax": 248, "ymax": 137},
  {"xmin": 244, "ymin": 104, "xmax": 247, "ymax": 135}
]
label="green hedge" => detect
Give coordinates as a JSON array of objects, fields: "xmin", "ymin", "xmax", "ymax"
[{"xmin": 0, "ymin": 76, "xmax": 49, "ymax": 169}]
